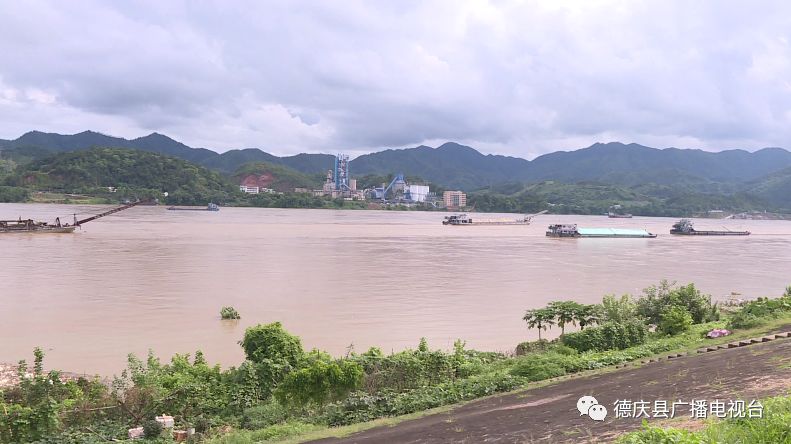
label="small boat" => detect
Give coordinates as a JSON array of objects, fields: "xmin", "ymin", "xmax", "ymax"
[
  {"xmin": 443, "ymin": 210, "xmax": 547, "ymax": 226},
  {"xmin": 670, "ymin": 219, "xmax": 750, "ymax": 236},
  {"xmin": 608, "ymin": 212, "xmax": 633, "ymax": 218},
  {"xmin": 167, "ymin": 203, "xmax": 220, "ymax": 211},
  {"xmin": 546, "ymin": 224, "xmax": 656, "ymax": 238}
]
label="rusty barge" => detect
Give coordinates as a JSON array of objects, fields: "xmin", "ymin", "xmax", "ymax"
[{"xmin": 670, "ymin": 219, "xmax": 750, "ymax": 236}]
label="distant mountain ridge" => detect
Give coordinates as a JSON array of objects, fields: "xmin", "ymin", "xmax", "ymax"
[{"xmin": 2, "ymin": 130, "xmax": 791, "ymax": 190}]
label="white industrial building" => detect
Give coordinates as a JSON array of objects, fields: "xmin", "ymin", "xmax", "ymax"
[{"xmin": 405, "ymin": 184, "xmax": 430, "ymax": 202}]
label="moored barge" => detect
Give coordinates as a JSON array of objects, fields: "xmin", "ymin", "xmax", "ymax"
[
  {"xmin": 546, "ymin": 224, "xmax": 657, "ymax": 238},
  {"xmin": 670, "ymin": 219, "xmax": 750, "ymax": 236}
]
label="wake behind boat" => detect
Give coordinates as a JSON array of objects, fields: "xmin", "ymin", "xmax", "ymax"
[{"xmin": 442, "ymin": 210, "xmax": 547, "ymax": 226}]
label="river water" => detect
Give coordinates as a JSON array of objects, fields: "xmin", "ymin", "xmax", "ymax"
[{"xmin": 1, "ymin": 203, "xmax": 790, "ymax": 376}]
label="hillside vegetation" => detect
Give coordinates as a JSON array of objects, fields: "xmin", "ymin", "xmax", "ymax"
[
  {"xmin": 233, "ymin": 162, "xmax": 322, "ymax": 192},
  {"xmin": 3, "ymin": 148, "xmax": 237, "ymax": 205},
  {"xmin": 3, "ymin": 130, "xmax": 791, "ymax": 214}
]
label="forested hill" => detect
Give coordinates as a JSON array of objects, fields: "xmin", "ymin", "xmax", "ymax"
[{"xmin": 3, "ymin": 147, "xmax": 236, "ymax": 205}]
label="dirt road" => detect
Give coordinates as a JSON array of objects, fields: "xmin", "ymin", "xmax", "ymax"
[{"xmin": 313, "ymin": 336, "xmax": 791, "ymax": 443}]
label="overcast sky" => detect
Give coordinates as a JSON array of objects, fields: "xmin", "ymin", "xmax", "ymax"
[{"xmin": 1, "ymin": 1, "xmax": 791, "ymax": 158}]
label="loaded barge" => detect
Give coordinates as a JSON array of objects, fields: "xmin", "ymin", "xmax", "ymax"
[
  {"xmin": 443, "ymin": 210, "xmax": 547, "ymax": 226},
  {"xmin": 0, "ymin": 200, "xmax": 146, "ymax": 234},
  {"xmin": 167, "ymin": 203, "xmax": 220, "ymax": 211},
  {"xmin": 670, "ymin": 219, "xmax": 750, "ymax": 236},
  {"xmin": 546, "ymin": 224, "xmax": 657, "ymax": 238}
]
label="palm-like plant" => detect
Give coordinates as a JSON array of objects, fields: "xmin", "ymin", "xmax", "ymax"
[
  {"xmin": 523, "ymin": 307, "xmax": 556, "ymax": 340},
  {"xmin": 575, "ymin": 304, "xmax": 602, "ymax": 330},
  {"xmin": 548, "ymin": 301, "xmax": 584, "ymax": 335}
]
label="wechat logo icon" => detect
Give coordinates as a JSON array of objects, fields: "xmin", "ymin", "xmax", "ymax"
[{"xmin": 577, "ymin": 395, "xmax": 608, "ymax": 421}]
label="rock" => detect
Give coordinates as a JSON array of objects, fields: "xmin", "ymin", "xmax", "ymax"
[{"xmin": 128, "ymin": 427, "xmax": 144, "ymax": 440}]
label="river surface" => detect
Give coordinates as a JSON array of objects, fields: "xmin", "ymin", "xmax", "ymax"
[{"xmin": 1, "ymin": 204, "xmax": 790, "ymax": 376}]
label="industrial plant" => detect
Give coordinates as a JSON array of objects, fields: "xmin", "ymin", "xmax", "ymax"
[{"xmin": 309, "ymin": 154, "xmax": 460, "ymax": 208}]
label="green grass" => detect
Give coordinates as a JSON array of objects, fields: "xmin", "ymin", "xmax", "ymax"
[{"xmin": 618, "ymin": 395, "xmax": 791, "ymax": 443}]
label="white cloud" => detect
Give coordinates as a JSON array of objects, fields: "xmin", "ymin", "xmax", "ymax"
[{"xmin": 1, "ymin": 0, "xmax": 791, "ymax": 157}]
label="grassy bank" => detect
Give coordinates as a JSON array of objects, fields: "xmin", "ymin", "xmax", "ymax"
[
  {"xmin": 2, "ymin": 283, "xmax": 790, "ymax": 443},
  {"xmin": 618, "ymin": 395, "xmax": 791, "ymax": 443}
]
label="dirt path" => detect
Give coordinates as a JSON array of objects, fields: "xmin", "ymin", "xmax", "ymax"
[{"xmin": 312, "ymin": 336, "xmax": 791, "ymax": 443}]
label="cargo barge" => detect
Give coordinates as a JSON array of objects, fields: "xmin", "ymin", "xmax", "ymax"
[
  {"xmin": 607, "ymin": 212, "xmax": 633, "ymax": 218},
  {"xmin": 670, "ymin": 219, "xmax": 750, "ymax": 236},
  {"xmin": 546, "ymin": 224, "xmax": 657, "ymax": 238},
  {"xmin": 443, "ymin": 210, "xmax": 547, "ymax": 226},
  {"xmin": 167, "ymin": 203, "xmax": 220, "ymax": 211}
]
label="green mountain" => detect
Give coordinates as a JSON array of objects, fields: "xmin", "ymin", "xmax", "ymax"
[
  {"xmin": 525, "ymin": 142, "xmax": 791, "ymax": 185},
  {"xmin": 4, "ymin": 131, "xmax": 791, "ymax": 190},
  {"xmin": 745, "ymin": 167, "xmax": 791, "ymax": 211},
  {"xmin": 3, "ymin": 131, "xmax": 791, "ymax": 211},
  {"xmin": 349, "ymin": 142, "xmax": 531, "ymax": 190},
  {"xmin": 0, "ymin": 130, "xmax": 218, "ymax": 164},
  {"xmin": 4, "ymin": 147, "xmax": 236, "ymax": 205}
]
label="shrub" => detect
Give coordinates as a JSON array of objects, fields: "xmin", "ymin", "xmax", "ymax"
[
  {"xmin": 142, "ymin": 419, "xmax": 163, "ymax": 439},
  {"xmin": 637, "ymin": 281, "xmax": 716, "ymax": 325},
  {"xmin": 240, "ymin": 400, "xmax": 289, "ymax": 430},
  {"xmin": 562, "ymin": 321, "xmax": 648, "ymax": 352},
  {"xmin": 240, "ymin": 322, "xmax": 304, "ymax": 366},
  {"xmin": 658, "ymin": 306, "xmax": 693, "ymax": 335},
  {"xmin": 515, "ymin": 339, "xmax": 551, "ymax": 355},
  {"xmin": 601, "ymin": 294, "xmax": 638, "ymax": 323},
  {"xmin": 727, "ymin": 311, "xmax": 766, "ymax": 329},
  {"xmin": 275, "ymin": 356, "xmax": 363, "ymax": 407},
  {"xmin": 220, "ymin": 306, "xmax": 240, "ymax": 320}
]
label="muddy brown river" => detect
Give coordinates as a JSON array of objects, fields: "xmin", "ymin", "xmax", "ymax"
[{"xmin": 1, "ymin": 203, "xmax": 790, "ymax": 376}]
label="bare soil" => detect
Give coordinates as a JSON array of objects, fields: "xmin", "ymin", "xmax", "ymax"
[{"xmin": 312, "ymin": 337, "xmax": 791, "ymax": 443}]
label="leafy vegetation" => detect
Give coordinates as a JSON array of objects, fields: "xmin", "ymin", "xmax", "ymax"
[
  {"xmin": 618, "ymin": 395, "xmax": 791, "ymax": 444},
  {"xmin": 220, "ymin": 307, "xmax": 241, "ymax": 320},
  {"xmin": 3, "ymin": 147, "xmax": 237, "ymax": 205},
  {"xmin": 3, "ymin": 283, "xmax": 791, "ymax": 443}
]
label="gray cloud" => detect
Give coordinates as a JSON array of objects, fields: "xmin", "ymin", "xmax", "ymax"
[{"xmin": 1, "ymin": 0, "xmax": 791, "ymax": 157}]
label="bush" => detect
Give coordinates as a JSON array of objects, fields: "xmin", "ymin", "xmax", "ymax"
[
  {"xmin": 637, "ymin": 281, "xmax": 716, "ymax": 325},
  {"xmin": 601, "ymin": 294, "xmax": 638, "ymax": 323},
  {"xmin": 275, "ymin": 356, "xmax": 363, "ymax": 407},
  {"xmin": 727, "ymin": 311, "xmax": 766, "ymax": 329},
  {"xmin": 142, "ymin": 419, "xmax": 163, "ymax": 439},
  {"xmin": 658, "ymin": 306, "xmax": 693, "ymax": 335},
  {"xmin": 515, "ymin": 339, "xmax": 551, "ymax": 355},
  {"xmin": 220, "ymin": 306, "xmax": 240, "ymax": 320},
  {"xmin": 562, "ymin": 321, "xmax": 648, "ymax": 352},
  {"xmin": 240, "ymin": 401, "xmax": 289, "ymax": 430}
]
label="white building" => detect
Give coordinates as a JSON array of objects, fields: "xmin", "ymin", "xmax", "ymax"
[
  {"xmin": 240, "ymin": 185, "xmax": 260, "ymax": 194},
  {"xmin": 405, "ymin": 185, "xmax": 430, "ymax": 202}
]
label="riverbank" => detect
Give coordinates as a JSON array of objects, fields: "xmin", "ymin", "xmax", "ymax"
[{"xmin": 3, "ymin": 284, "xmax": 791, "ymax": 443}]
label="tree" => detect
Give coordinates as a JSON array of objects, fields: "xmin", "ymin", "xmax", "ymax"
[
  {"xmin": 574, "ymin": 304, "xmax": 602, "ymax": 330},
  {"xmin": 523, "ymin": 308, "xmax": 556, "ymax": 340},
  {"xmin": 547, "ymin": 301, "xmax": 582, "ymax": 335}
]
